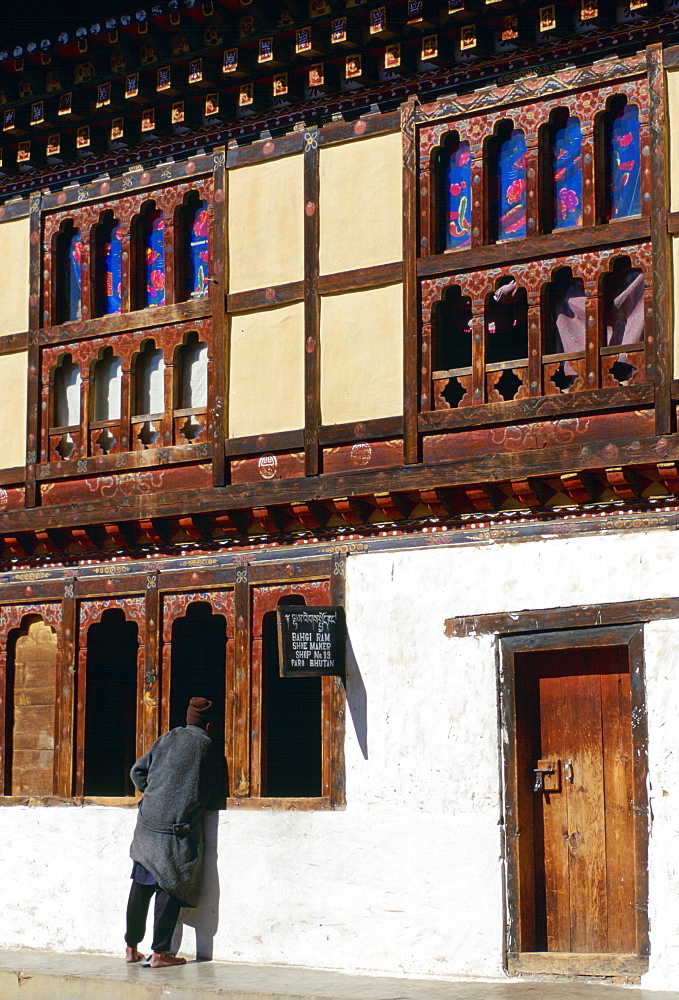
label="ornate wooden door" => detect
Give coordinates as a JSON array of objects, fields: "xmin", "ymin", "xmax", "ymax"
[{"xmin": 526, "ymin": 646, "xmax": 636, "ymax": 954}]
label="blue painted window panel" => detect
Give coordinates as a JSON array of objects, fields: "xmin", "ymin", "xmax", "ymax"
[
  {"xmin": 68, "ymin": 230, "xmax": 82, "ymax": 322},
  {"xmin": 100, "ymin": 223, "xmax": 122, "ymax": 315},
  {"xmin": 444, "ymin": 140, "xmax": 472, "ymax": 251},
  {"xmin": 497, "ymin": 130, "xmax": 527, "ymax": 241},
  {"xmin": 609, "ymin": 104, "xmax": 641, "ymax": 220},
  {"xmin": 553, "ymin": 118, "xmax": 583, "ymax": 229},
  {"xmin": 145, "ymin": 210, "xmax": 165, "ymax": 308},
  {"xmin": 188, "ymin": 201, "xmax": 210, "ymax": 298}
]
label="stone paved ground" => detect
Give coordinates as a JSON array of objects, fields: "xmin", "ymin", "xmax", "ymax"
[{"xmin": 1, "ymin": 952, "xmax": 679, "ymax": 1000}]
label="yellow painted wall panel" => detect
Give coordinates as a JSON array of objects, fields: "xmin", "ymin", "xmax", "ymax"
[
  {"xmin": 0, "ymin": 351, "xmax": 27, "ymax": 468},
  {"xmin": 673, "ymin": 236, "xmax": 679, "ymax": 377},
  {"xmin": 0, "ymin": 218, "xmax": 30, "ymax": 336},
  {"xmin": 320, "ymin": 284, "xmax": 403, "ymax": 426},
  {"xmin": 669, "ymin": 70, "xmax": 679, "ymax": 213},
  {"xmin": 228, "ymin": 155, "xmax": 304, "ymax": 293},
  {"xmin": 228, "ymin": 303, "xmax": 305, "ymax": 438},
  {"xmin": 319, "ymin": 132, "xmax": 403, "ymax": 276}
]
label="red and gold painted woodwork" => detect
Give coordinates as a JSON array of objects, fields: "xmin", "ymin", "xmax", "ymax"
[
  {"xmin": 41, "ymin": 177, "xmax": 213, "ymax": 328},
  {"xmin": 422, "ymin": 243, "xmax": 653, "ymax": 411},
  {"xmin": 40, "ymin": 316, "xmax": 213, "ymax": 463}
]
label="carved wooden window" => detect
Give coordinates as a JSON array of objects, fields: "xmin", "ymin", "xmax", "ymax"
[
  {"xmin": 601, "ymin": 97, "xmax": 642, "ymax": 223},
  {"xmin": 435, "ymin": 132, "xmax": 472, "ymax": 252},
  {"xmin": 132, "ymin": 339, "xmax": 165, "ymax": 449},
  {"xmin": 91, "ymin": 346, "xmax": 123, "ymax": 455},
  {"xmin": 93, "ymin": 211, "xmax": 122, "ymax": 316},
  {"xmin": 543, "ymin": 111, "xmax": 584, "ymax": 232},
  {"xmin": 82, "ymin": 608, "xmax": 139, "ymax": 798},
  {"xmin": 488, "ymin": 123, "xmax": 527, "ymax": 242},
  {"xmin": 51, "ymin": 354, "xmax": 81, "ymax": 461},
  {"xmin": 54, "ymin": 220, "xmax": 82, "ymax": 324},
  {"xmin": 174, "ymin": 330, "xmax": 208, "ymax": 442},
  {"xmin": 176, "ymin": 191, "xmax": 210, "ymax": 301},
  {"xmin": 418, "ymin": 70, "xmax": 652, "ymax": 424}
]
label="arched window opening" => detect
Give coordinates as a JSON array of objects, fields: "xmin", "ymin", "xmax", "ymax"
[
  {"xmin": 544, "ymin": 268, "xmax": 586, "ymax": 392},
  {"xmin": 177, "ymin": 193, "xmax": 210, "ymax": 300},
  {"xmin": 550, "ymin": 113, "xmax": 583, "ymax": 231},
  {"xmin": 145, "ymin": 207, "xmax": 165, "ymax": 308},
  {"xmin": 51, "ymin": 354, "xmax": 81, "ymax": 460},
  {"xmin": 434, "ymin": 285, "xmax": 472, "ymax": 371},
  {"xmin": 436, "ymin": 132, "xmax": 471, "ymax": 252},
  {"xmin": 94, "ymin": 212, "xmax": 122, "ymax": 316},
  {"xmin": 261, "ymin": 596, "xmax": 322, "ymax": 798},
  {"xmin": 54, "ymin": 220, "xmax": 82, "ymax": 324},
  {"xmin": 602, "ymin": 258, "xmax": 644, "ymax": 347},
  {"xmin": 133, "ymin": 340, "xmax": 165, "ymax": 449},
  {"xmin": 134, "ymin": 341, "xmax": 165, "ymax": 416},
  {"xmin": 175, "ymin": 332, "xmax": 208, "ymax": 442},
  {"xmin": 83, "ymin": 609, "xmax": 138, "ymax": 797},
  {"xmin": 603, "ymin": 98, "xmax": 641, "ymax": 221},
  {"xmin": 170, "ymin": 602, "xmax": 226, "ymax": 737},
  {"xmin": 5, "ymin": 617, "xmax": 58, "ymax": 796},
  {"xmin": 485, "ymin": 277, "xmax": 528, "ymax": 364},
  {"xmin": 488, "ymin": 123, "xmax": 527, "ymax": 242},
  {"xmin": 53, "ymin": 355, "xmax": 81, "ymax": 427},
  {"xmin": 132, "ymin": 203, "xmax": 165, "ymax": 310},
  {"xmin": 92, "ymin": 347, "xmax": 122, "ymax": 422}
]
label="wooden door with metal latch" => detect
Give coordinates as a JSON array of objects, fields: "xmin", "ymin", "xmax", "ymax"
[{"xmin": 502, "ymin": 626, "xmax": 649, "ymax": 978}]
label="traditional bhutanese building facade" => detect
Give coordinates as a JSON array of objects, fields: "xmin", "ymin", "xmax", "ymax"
[{"xmin": 2, "ymin": 0, "xmax": 679, "ymax": 988}]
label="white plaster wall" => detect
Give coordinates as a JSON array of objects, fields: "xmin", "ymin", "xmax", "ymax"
[{"xmin": 4, "ymin": 527, "xmax": 679, "ymax": 985}]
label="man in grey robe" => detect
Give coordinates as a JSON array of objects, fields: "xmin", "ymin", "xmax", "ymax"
[{"xmin": 124, "ymin": 696, "xmax": 215, "ymax": 967}]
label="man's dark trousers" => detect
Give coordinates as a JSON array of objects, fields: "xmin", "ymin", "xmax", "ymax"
[{"xmin": 125, "ymin": 881, "xmax": 183, "ymax": 954}]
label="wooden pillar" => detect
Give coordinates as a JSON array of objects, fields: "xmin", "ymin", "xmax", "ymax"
[
  {"xmin": 328, "ymin": 553, "xmax": 346, "ymax": 808},
  {"xmin": 402, "ymin": 98, "xmax": 420, "ymax": 465},
  {"xmin": 527, "ymin": 295, "xmax": 542, "ymax": 396},
  {"xmin": 232, "ymin": 566, "xmax": 250, "ymax": 797},
  {"xmin": 470, "ymin": 147, "xmax": 484, "ymax": 248},
  {"xmin": 163, "ymin": 218, "xmax": 176, "ymax": 307},
  {"xmin": 584, "ymin": 280, "xmax": 600, "ymax": 390},
  {"xmin": 25, "ymin": 196, "xmax": 42, "ymax": 507},
  {"xmin": 303, "ymin": 128, "xmax": 321, "ymax": 477},
  {"xmin": 525, "ymin": 135, "xmax": 539, "ymax": 240},
  {"xmin": 211, "ymin": 148, "xmax": 228, "ymax": 486},
  {"xmin": 471, "ymin": 299, "xmax": 486, "ymax": 406},
  {"xmin": 56, "ymin": 578, "xmax": 77, "ymax": 797},
  {"xmin": 143, "ymin": 571, "xmax": 160, "ymax": 758},
  {"xmin": 647, "ymin": 44, "xmax": 674, "ymax": 434}
]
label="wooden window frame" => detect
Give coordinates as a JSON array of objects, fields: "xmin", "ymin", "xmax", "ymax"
[
  {"xmin": 0, "ymin": 555, "xmax": 346, "ymax": 810},
  {"xmin": 499, "ymin": 623, "xmax": 649, "ymax": 978}
]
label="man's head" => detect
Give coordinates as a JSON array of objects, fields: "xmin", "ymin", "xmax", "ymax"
[{"xmin": 186, "ymin": 697, "xmax": 214, "ymax": 732}]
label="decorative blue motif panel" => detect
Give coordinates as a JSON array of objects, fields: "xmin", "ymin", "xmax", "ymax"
[
  {"xmin": 100, "ymin": 222, "xmax": 122, "ymax": 315},
  {"xmin": 145, "ymin": 210, "xmax": 165, "ymax": 308},
  {"xmin": 188, "ymin": 200, "xmax": 210, "ymax": 298},
  {"xmin": 553, "ymin": 117, "xmax": 583, "ymax": 229},
  {"xmin": 497, "ymin": 130, "xmax": 527, "ymax": 240},
  {"xmin": 444, "ymin": 140, "xmax": 471, "ymax": 251},
  {"xmin": 609, "ymin": 103, "xmax": 641, "ymax": 220},
  {"xmin": 68, "ymin": 229, "xmax": 82, "ymax": 322}
]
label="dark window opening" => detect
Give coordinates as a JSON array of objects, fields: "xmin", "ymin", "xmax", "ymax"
[
  {"xmin": 170, "ymin": 601, "xmax": 226, "ymax": 743},
  {"xmin": 485, "ymin": 278, "xmax": 528, "ymax": 364},
  {"xmin": 83, "ymin": 609, "xmax": 138, "ymax": 797},
  {"xmin": 433, "ymin": 286, "xmax": 472, "ymax": 371},
  {"xmin": 262, "ymin": 597, "xmax": 322, "ymax": 798}
]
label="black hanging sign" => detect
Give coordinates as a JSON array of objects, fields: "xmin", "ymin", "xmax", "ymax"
[{"xmin": 277, "ymin": 605, "xmax": 346, "ymax": 678}]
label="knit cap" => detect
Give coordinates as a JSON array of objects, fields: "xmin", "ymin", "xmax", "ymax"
[{"xmin": 186, "ymin": 696, "xmax": 214, "ymax": 727}]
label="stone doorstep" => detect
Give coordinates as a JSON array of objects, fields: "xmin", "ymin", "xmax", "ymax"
[{"xmin": 1, "ymin": 952, "xmax": 679, "ymax": 1000}]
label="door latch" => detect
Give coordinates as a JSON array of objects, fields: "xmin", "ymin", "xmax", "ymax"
[{"xmin": 532, "ymin": 758, "xmax": 561, "ymax": 793}]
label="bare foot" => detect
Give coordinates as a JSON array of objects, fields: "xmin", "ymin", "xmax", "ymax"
[
  {"xmin": 149, "ymin": 951, "xmax": 186, "ymax": 968},
  {"xmin": 125, "ymin": 947, "xmax": 145, "ymax": 963}
]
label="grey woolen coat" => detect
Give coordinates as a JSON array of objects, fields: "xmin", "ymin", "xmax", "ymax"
[{"xmin": 129, "ymin": 724, "xmax": 214, "ymax": 907}]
